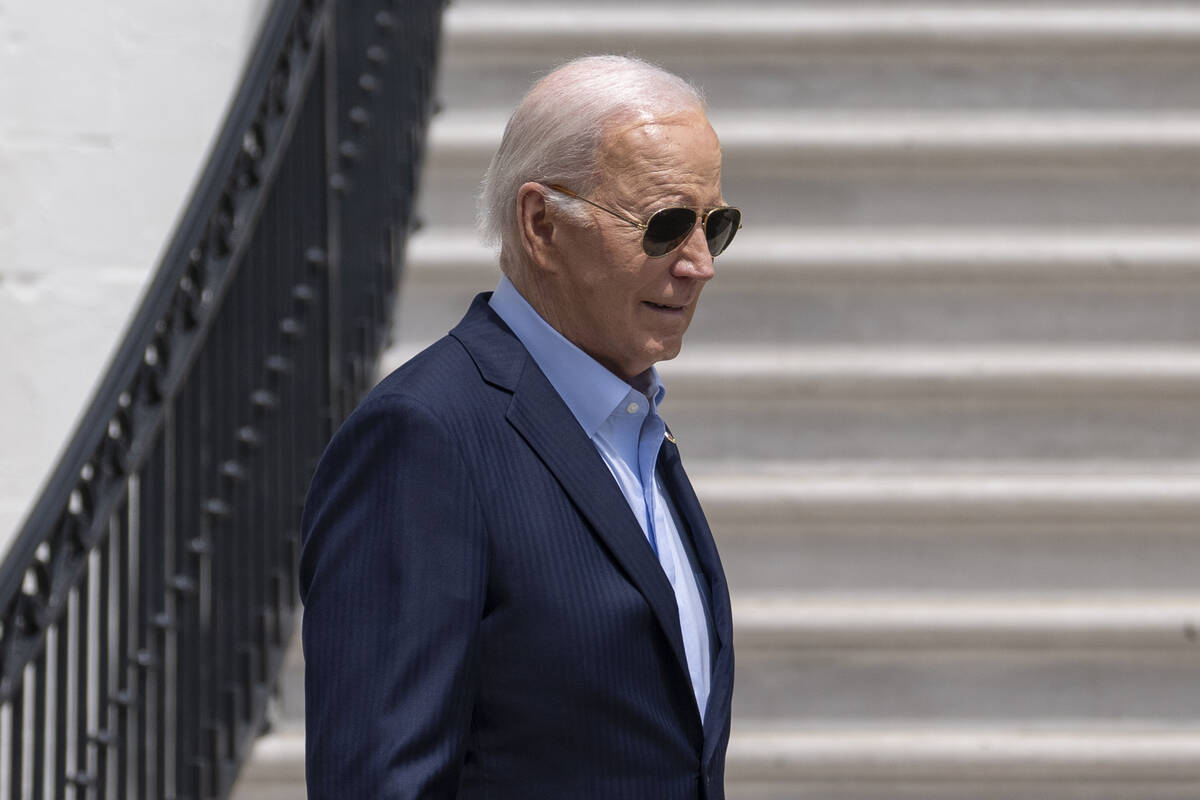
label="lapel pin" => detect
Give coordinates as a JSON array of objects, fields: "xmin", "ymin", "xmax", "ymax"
[{"xmin": 664, "ymin": 429, "xmax": 677, "ymax": 444}]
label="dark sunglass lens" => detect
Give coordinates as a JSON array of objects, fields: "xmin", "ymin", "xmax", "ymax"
[
  {"xmin": 705, "ymin": 208, "xmax": 741, "ymax": 256},
  {"xmin": 642, "ymin": 207, "xmax": 698, "ymax": 257}
]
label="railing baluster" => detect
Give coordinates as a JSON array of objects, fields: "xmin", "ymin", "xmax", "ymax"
[
  {"xmin": 0, "ymin": 697, "xmax": 8, "ymax": 800},
  {"xmin": 126, "ymin": 473, "xmax": 141, "ymax": 800},
  {"xmin": 32, "ymin": 653, "xmax": 46, "ymax": 800},
  {"xmin": 95, "ymin": 518, "xmax": 114, "ymax": 800},
  {"xmin": 1, "ymin": 697, "xmax": 11, "ymax": 800},
  {"xmin": 55, "ymin": 590, "xmax": 73, "ymax": 800},
  {"xmin": 88, "ymin": 533, "xmax": 108, "ymax": 800},
  {"xmin": 15, "ymin": 667, "xmax": 28, "ymax": 800},
  {"xmin": 141, "ymin": 423, "xmax": 167, "ymax": 800},
  {"xmin": 157, "ymin": 415, "xmax": 176, "ymax": 800},
  {"xmin": 1, "ymin": 686, "xmax": 15, "ymax": 800},
  {"xmin": 75, "ymin": 570, "xmax": 88, "ymax": 799},
  {"xmin": 114, "ymin": 485, "xmax": 132, "ymax": 800}
]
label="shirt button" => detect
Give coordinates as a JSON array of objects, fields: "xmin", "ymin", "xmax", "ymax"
[{"xmin": 626, "ymin": 402, "xmax": 639, "ymax": 414}]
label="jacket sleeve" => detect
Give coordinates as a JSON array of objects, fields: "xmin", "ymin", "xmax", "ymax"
[{"xmin": 299, "ymin": 391, "xmax": 488, "ymax": 799}]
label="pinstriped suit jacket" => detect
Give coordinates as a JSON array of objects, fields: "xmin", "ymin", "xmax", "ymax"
[{"xmin": 299, "ymin": 293, "xmax": 734, "ymax": 799}]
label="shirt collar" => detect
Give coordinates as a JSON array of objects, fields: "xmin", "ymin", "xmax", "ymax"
[{"xmin": 488, "ymin": 275, "xmax": 665, "ymax": 436}]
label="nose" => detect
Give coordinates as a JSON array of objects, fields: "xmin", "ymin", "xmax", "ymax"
[{"xmin": 670, "ymin": 222, "xmax": 715, "ymax": 282}]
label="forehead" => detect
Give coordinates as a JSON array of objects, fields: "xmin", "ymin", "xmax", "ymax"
[{"xmin": 597, "ymin": 111, "xmax": 723, "ymax": 203}]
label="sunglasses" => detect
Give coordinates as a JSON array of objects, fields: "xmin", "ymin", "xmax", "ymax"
[{"xmin": 547, "ymin": 184, "xmax": 742, "ymax": 258}]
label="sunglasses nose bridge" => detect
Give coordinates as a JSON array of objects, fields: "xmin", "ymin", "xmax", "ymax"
[
  {"xmin": 678, "ymin": 216, "xmax": 708, "ymax": 259},
  {"xmin": 671, "ymin": 218, "xmax": 717, "ymax": 277}
]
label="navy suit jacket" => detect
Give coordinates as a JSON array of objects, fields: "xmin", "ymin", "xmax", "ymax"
[{"xmin": 299, "ymin": 293, "xmax": 734, "ymax": 799}]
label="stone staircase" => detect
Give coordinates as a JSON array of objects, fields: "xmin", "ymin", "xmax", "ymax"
[{"xmin": 233, "ymin": 2, "xmax": 1200, "ymax": 798}]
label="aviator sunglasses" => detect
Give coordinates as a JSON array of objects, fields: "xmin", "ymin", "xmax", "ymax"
[{"xmin": 547, "ymin": 184, "xmax": 742, "ymax": 258}]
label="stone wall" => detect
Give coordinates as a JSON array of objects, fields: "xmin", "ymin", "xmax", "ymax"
[{"xmin": 0, "ymin": 0, "xmax": 269, "ymax": 547}]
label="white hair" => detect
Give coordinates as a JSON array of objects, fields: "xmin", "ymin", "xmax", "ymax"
[{"xmin": 477, "ymin": 55, "xmax": 706, "ymax": 265}]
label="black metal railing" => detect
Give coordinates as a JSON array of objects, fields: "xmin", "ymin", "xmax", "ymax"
[{"xmin": 0, "ymin": 0, "xmax": 443, "ymax": 796}]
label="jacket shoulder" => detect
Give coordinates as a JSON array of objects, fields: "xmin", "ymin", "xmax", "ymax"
[
  {"xmin": 345, "ymin": 334, "xmax": 515, "ymax": 441},
  {"xmin": 372, "ymin": 336, "xmax": 476, "ymax": 397}
]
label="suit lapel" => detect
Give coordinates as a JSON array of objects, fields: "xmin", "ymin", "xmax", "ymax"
[
  {"xmin": 451, "ymin": 296, "xmax": 693, "ymax": 687},
  {"xmin": 505, "ymin": 363, "xmax": 694, "ymax": 683},
  {"xmin": 658, "ymin": 438, "xmax": 735, "ymax": 761}
]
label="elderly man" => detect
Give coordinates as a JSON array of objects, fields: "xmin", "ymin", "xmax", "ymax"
[{"xmin": 300, "ymin": 55, "xmax": 739, "ymax": 799}]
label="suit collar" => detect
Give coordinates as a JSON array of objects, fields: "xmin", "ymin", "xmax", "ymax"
[
  {"xmin": 487, "ymin": 275, "xmax": 648, "ymax": 438},
  {"xmin": 449, "ymin": 292, "xmax": 524, "ymax": 391}
]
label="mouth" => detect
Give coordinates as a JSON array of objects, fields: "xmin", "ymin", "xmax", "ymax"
[{"xmin": 643, "ymin": 300, "xmax": 688, "ymax": 314}]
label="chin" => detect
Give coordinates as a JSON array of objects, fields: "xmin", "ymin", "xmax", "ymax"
[{"xmin": 645, "ymin": 339, "xmax": 683, "ymax": 366}]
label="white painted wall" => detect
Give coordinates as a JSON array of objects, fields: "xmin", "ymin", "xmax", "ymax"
[{"xmin": 0, "ymin": 1, "xmax": 271, "ymax": 547}]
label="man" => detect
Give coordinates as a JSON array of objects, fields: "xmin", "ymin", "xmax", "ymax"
[{"xmin": 300, "ymin": 55, "xmax": 739, "ymax": 799}]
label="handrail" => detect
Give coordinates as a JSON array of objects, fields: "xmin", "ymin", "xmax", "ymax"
[{"xmin": 0, "ymin": 0, "xmax": 443, "ymax": 796}]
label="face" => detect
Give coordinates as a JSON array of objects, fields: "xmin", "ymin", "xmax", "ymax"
[{"xmin": 539, "ymin": 109, "xmax": 723, "ymax": 382}]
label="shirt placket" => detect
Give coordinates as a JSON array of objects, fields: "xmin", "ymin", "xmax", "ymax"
[{"xmin": 640, "ymin": 412, "xmax": 674, "ymax": 580}]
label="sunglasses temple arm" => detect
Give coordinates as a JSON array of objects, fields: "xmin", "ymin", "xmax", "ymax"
[{"xmin": 546, "ymin": 184, "xmax": 646, "ymax": 230}]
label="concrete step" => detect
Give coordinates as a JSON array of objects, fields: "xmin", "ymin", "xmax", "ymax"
[
  {"xmin": 732, "ymin": 592, "xmax": 1200, "ymax": 722},
  {"xmin": 659, "ymin": 347, "xmax": 1200, "ymax": 462},
  {"xmin": 735, "ymin": 593, "xmax": 1200, "ymax": 651},
  {"xmin": 655, "ymin": 346, "xmax": 1200, "ymax": 397},
  {"xmin": 419, "ymin": 112, "xmax": 1200, "ymax": 233},
  {"xmin": 380, "ymin": 341, "xmax": 1200, "ymax": 460},
  {"xmin": 418, "ymin": 143, "xmax": 1200, "ymax": 233},
  {"xmin": 426, "ymin": 110, "xmax": 1200, "ymax": 174},
  {"xmin": 727, "ymin": 724, "xmax": 1200, "ymax": 800},
  {"xmin": 693, "ymin": 460, "xmax": 1200, "ymax": 529},
  {"xmin": 439, "ymin": 32, "xmax": 1200, "ymax": 118},
  {"xmin": 231, "ymin": 722, "xmax": 1200, "ymax": 800},
  {"xmin": 402, "ymin": 226, "xmax": 1200, "ymax": 285},
  {"xmin": 440, "ymin": 3, "xmax": 1200, "ymax": 64},
  {"xmin": 393, "ymin": 227, "xmax": 1200, "ymax": 345},
  {"xmin": 439, "ymin": 57, "xmax": 1200, "ymax": 117},
  {"xmin": 691, "ymin": 457, "xmax": 1200, "ymax": 596},
  {"xmin": 694, "ymin": 459, "xmax": 1200, "ymax": 595},
  {"xmin": 718, "ymin": 515, "xmax": 1200, "ymax": 596},
  {"xmin": 229, "ymin": 725, "xmax": 305, "ymax": 800}
]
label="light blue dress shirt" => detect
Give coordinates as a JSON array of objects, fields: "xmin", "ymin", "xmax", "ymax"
[{"xmin": 489, "ymin": 276, "xmax": 712, "ymax": 719}]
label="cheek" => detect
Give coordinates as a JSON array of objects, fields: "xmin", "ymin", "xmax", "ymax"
[{"xmin": 567, "ymin": 237, "xmax": 653, "ymax": 319}]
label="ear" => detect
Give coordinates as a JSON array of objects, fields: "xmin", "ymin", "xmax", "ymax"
[{"xmin": 516, "ymin": 182, "xmax": 558, "ymax": 273}]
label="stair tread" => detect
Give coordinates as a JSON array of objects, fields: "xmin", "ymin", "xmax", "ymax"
[
  {"xmin": 727, "ymin": 723, "xmax": 1200, "ymax": 782},
  {"xmin": 692, "ymin": 461, "xmax": 1200, "ymax": 491},
  {"xmin": 732, "ymin": 592, "xmax": 1200, "ymax": 649},
  {"xmin": 428, "ymin": 110, "xmax": 1200, "ymax": 165},
  {"xmin": 443, "ymin": 4, "xmax": 1200, "ymax": 56},
  {"xmin": 384, "ymin": 341, "xmax": 1200, "ymax": 381},
  {"xmin": 401, "ymin": 226, "xmax": 1200, "ymax": 282},
  {"xmin": 658, "ymin": 346, "xmax": 1200, "ymax": 386},
  {"xmin": 688, "ymin": 462, "xmax": 1200, "ymax": 523}
]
